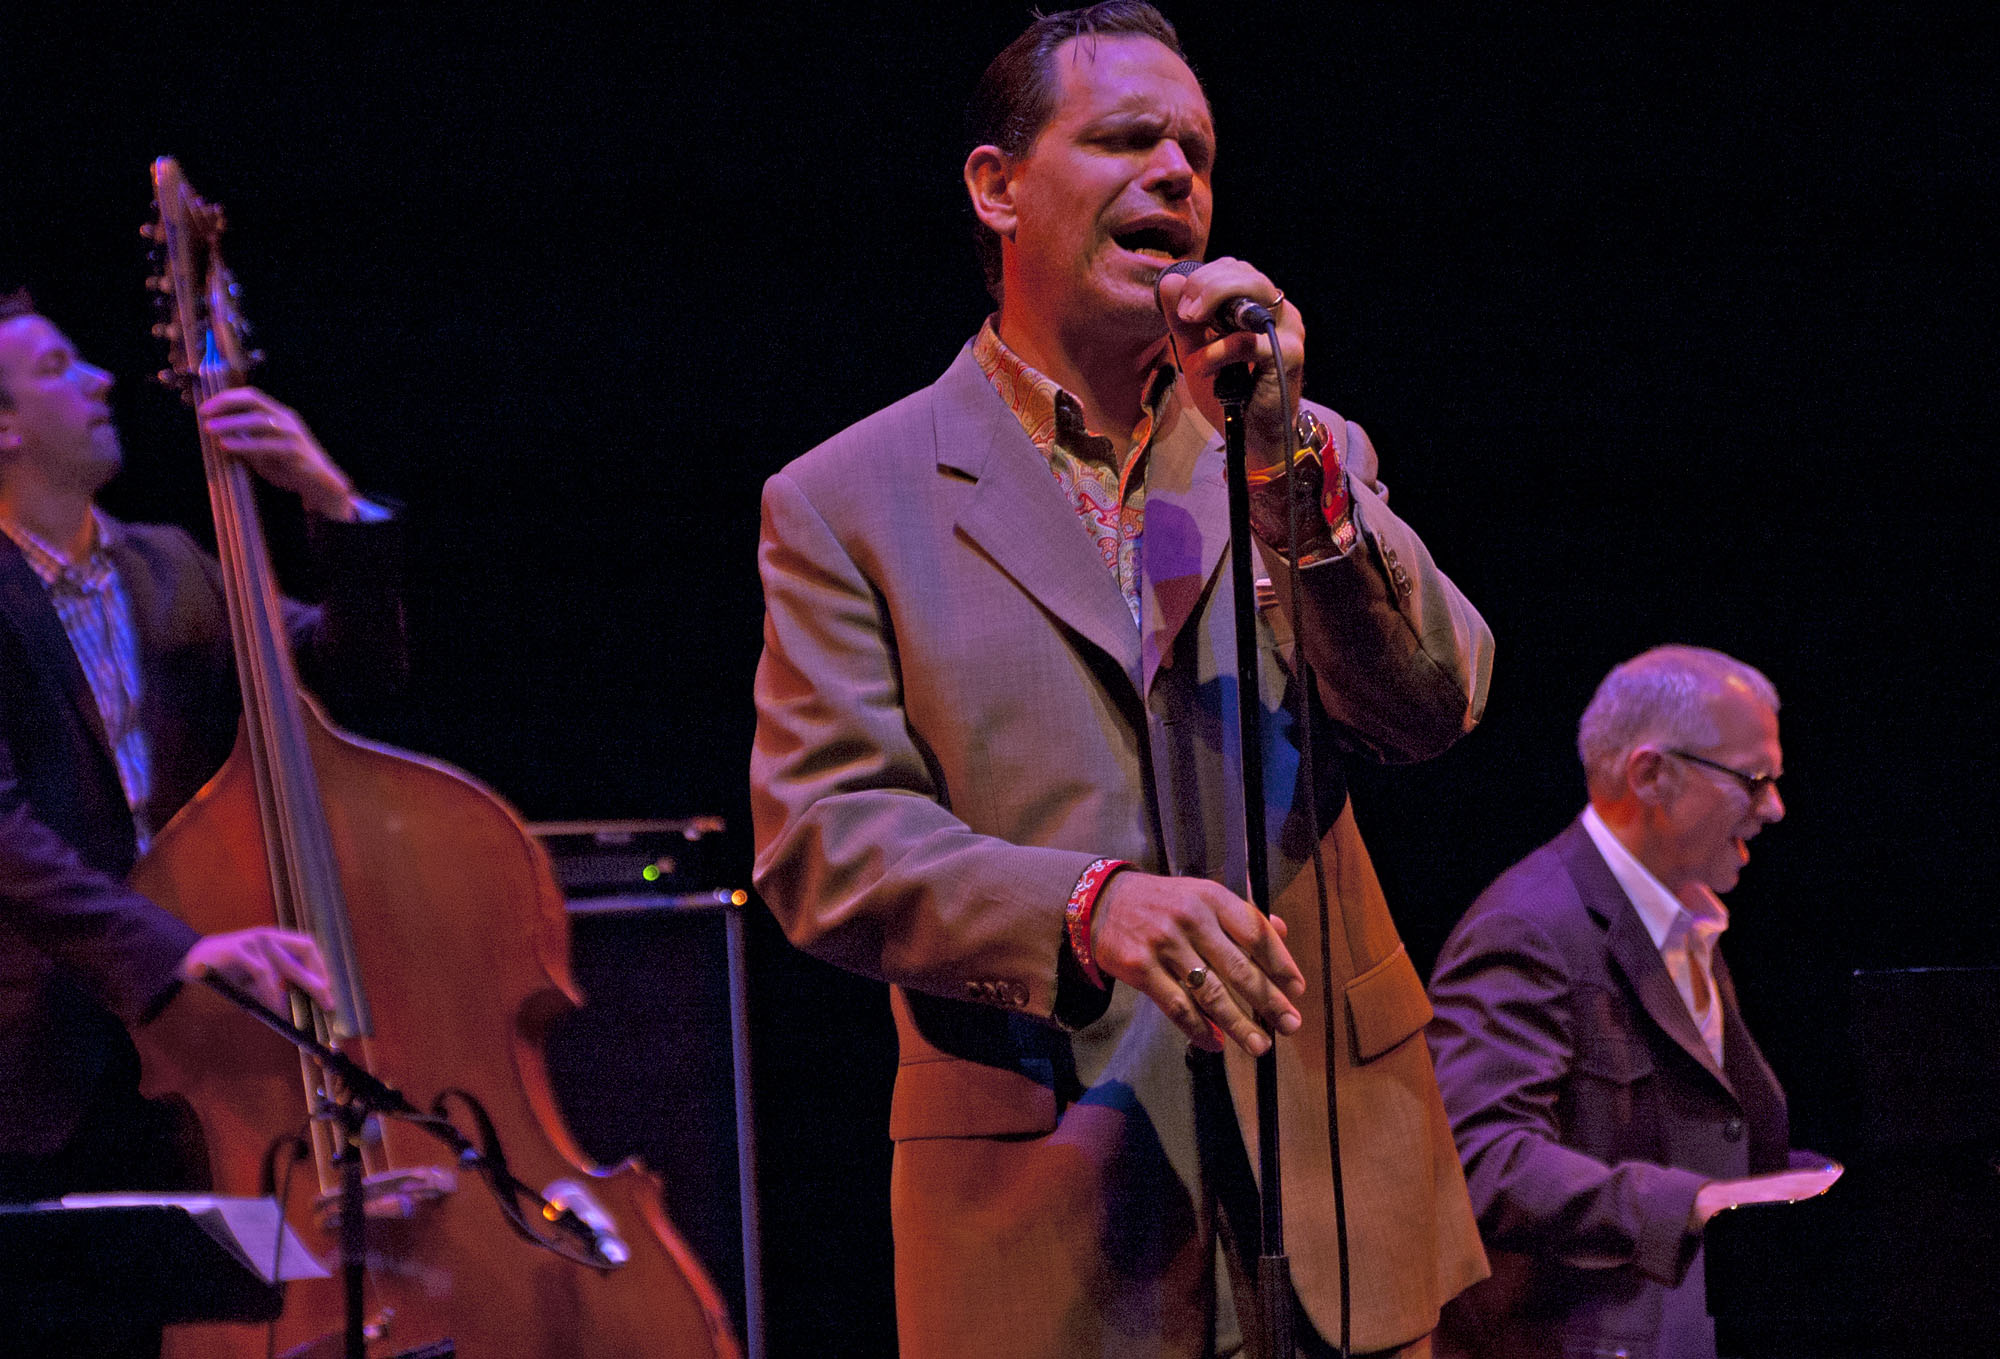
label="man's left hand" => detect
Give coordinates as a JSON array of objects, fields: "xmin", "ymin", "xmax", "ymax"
[
  {"xmin": 1156, "ymin": 257, "xmax": 1304, "ymax": 471},
  {"xmin": 1692, "ymin": 1161, "xmax": 1844, "ymax": 1231},
  {"xmin": 177, "ymin": 927, "xmax": 336, "ymax": 1014},
  {"xmin": 198, "ymin": 388, "xmax": 358, "ymax": 521}
]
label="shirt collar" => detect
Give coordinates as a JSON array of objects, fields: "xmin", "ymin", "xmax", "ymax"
[
  {"xmin": 972, "ymin": 316, "xmax": 1177, "ymax": 456},
  {"xmin": 1581, "ymin": 804, "xmax": 1729, "ymax": 952},
  {"xmin": 0, "ymin": 507, "xmax": 121, "ymax": 590}
]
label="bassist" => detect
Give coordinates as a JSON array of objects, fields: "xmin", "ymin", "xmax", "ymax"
[{"xmin": 0, "ymin": 289, "xmax": 401, "ymax": 1351}]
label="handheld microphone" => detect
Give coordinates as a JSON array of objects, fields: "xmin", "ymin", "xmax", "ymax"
[{"xmin": 1154, "ymin": 260, "xmax": 1277, "ymax": 333}]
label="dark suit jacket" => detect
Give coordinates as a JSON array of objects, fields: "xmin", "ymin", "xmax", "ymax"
[
  {"xmin": 753, "ymin": 344, "xmax": 1494, "ymax": 1356},
  {"xmin": 0, "ymin": 514, "xmax": 400, "ymax": 1159},
  {"xmin": 1426, "ymin": 818, "xmax": 1790, "ymax": 1359}
]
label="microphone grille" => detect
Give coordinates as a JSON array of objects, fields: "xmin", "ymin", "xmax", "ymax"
[{"xmin": 1154, "ymin": 259, "xmax": 1201, "ymax": 312}]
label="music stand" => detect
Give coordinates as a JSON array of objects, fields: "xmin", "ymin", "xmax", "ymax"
[{"xmin": 0, "ymin": 1195, "xmax": 321, "ymax": 1332}]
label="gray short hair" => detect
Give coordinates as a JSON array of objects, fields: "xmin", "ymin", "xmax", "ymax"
[{"xmin": 1577, "ymin": 645, "xmax": 1779, "ymax": 796}]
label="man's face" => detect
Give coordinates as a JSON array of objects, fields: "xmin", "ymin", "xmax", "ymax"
[
  {"xmin": 0, "ymin": 314, "xmax": 122, "ymax": 495},
  {"xmin": 1002, "ymin": 34, "xmax": 1214, "ymax": 340},
  {"xmin": 1653, "ymin": 683, "xmax": 1786, "ymax": 894}
]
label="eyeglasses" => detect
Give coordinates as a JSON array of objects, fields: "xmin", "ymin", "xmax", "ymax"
[{"xmin": 1665, "ymin": 749, "xmax": 1781, "ymax": 800}]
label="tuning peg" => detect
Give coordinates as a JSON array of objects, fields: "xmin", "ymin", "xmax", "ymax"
[
  {"xmin": 146, "ymin": 274, "xmax": 174, "ymax": 294},
  {"xmin": 150, "ymin": 321, "xmax": 180, "ymax": 341},
  {"xmin": 155, "ymin": 368, "xmax": 179, "ymax": 387},
  {"xmin": 139, "ymin": 221, "xmax": 162, "ymax": 242},
  {"xmin": 246, "ymin": 349, "xmax": 267, "ymax": 368}
]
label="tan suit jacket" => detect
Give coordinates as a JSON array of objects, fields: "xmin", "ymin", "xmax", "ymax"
[{"xmin": 752, "ymin": 343, "xmax": 1492, "ymax": 1355}]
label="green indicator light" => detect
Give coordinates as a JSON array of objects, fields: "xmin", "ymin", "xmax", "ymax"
[{"xmin": 641, "ymin": 864, "xmax": 660, "ymax": 882}]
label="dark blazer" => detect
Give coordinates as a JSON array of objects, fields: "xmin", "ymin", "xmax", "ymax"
[
  {"xmin": 0, "ymin": 515, "xmax": 399, "ymax": 1159},
  {"xmin": 753, "ymin": 344, "xmax": 1494, "ymax": 1355},
  {"xmin": 1426, "ymin": 818, "xmax": 1790, "ymax": 1359}
]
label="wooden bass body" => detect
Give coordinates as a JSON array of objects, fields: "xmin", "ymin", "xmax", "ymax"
[{"xmin": 133, "ymin": 704, "xmax": 739, "ymax": 1358}]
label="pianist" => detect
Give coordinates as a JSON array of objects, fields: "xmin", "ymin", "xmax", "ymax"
[{"xmin": 1424, "ymin": 646, "xmax": 1804, "ymax": 1359}]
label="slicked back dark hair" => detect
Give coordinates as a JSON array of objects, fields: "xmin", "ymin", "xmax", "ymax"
[
  {"xmin": 0, "ymin": 288, "xmax": 38, "ymax": 410},
  {"xmin": 967, "ymin": 2, "xmax": 1188, "ymax": 303}
]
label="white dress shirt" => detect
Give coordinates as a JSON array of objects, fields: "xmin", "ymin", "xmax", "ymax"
[{"xmin": 1581, "ymin": 804, "xmax": 1729, "ymax": 1066}]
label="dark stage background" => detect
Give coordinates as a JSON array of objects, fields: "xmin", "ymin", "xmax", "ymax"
[{"xmin": 7, "ymin": 6, "xmax": 1994, "ymax": 1354}]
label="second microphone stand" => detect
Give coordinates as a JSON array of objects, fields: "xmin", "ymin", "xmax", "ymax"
[{"xmin": 199, "ymin": 973, "xmax": 618, "ymax": 1359}]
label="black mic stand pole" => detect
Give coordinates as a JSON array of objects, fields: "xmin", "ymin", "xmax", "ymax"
[
  {"xmin": 1214, "ymin": 359, "xmax": 1295, "ymax": 1359},
  {"xmin": 332, "ymin": 1089, "xmax": 368, "ymax": 1359},
  {"xmin": 195, "ymin": 973, "xmax": 627, "ymax": 1359},
  {"xmin": 197, "ymin": 972, "xmax": 422, "ymax": 1359},
  {"xmin": 197, "ymin": 971, "xmax": 622, "ymax": 1280}
]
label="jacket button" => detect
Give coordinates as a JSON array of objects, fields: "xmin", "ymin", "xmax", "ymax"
[{"xmin": 1723, "ymin": 1117, "xmax": 1745, "ymax": 1141}]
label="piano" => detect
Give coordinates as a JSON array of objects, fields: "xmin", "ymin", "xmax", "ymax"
[{"xmin": 1706, "ymin": 967, "xmax": 2000, "ymax": 1357}]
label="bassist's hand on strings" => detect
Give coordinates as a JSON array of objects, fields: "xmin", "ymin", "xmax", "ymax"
[
  {"xmin": 198, "ymin": 387, "xmax": 361, "ymax": 522},
  {"xmin": 177, "ymin": 927, "xmax": 335, "ymax": 1013}
]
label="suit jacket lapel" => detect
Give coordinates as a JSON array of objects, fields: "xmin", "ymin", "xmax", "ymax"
[
  {"xmin": 1138, "ymin": 381, "xmax": 1228, "ymax": 697},
  {"xmin": 1714, "ymin": 951, "xmax": 1781, "ymax": 1109},
  {"xmin": 0, "ymin": 535, "xmax": 117, "ymax": 762},
  {"xmin": 1558, "ymin": 820, "xmax": 1738, "ymax": 1098},
  {"xmin": 934, "ymin": 347, "xmax": 1142, "ymax": 686}
]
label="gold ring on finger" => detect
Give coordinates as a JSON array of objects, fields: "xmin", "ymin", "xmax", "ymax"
[{"xmin": 1184, "ymin": 964, "xmax": 1208, "ymax": 990}]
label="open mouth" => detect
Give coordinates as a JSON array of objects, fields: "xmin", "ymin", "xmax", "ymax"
[{"xmin": 1111, "ymin": 221, "xmax": 1193, "ymax": 261}]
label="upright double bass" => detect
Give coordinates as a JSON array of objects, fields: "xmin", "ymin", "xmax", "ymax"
[{"xmin": 131, "ymin": 158, "xmax": 738, "ymax": 1359}]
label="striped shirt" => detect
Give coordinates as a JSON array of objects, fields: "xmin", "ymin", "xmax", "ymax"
[{"xmin": 0, "ymin": 509, "xmax": 155, "ymax": 851}]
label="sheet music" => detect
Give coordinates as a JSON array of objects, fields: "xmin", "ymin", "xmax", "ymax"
[{"xmin": 57, "ymin": 1193, "xmax": 328, "ymax": 1282}]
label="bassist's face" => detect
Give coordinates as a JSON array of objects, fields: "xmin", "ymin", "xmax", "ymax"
[{"xmin": 0, "ymin": 314, "xmax": 124, "ymax": 497}]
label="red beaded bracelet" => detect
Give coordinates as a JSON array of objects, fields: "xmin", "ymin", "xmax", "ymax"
[{"xmin": 1065, "ymin": 857, "xmax": 1128, "ymax": 990}]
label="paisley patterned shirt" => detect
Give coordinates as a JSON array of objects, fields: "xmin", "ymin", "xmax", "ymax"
[{"xmin": 972, "ymin": 319, "xmax": 1177, "ymax": 626}]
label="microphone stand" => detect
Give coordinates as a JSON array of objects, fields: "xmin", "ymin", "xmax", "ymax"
[
  {"xmin": 197, "ymin": 973, "xmax": 617, "ymax": 1359},
  {"xmin": 1214, "ymin": 359, "xmax": 1295, "ymax": 1359},
  {"xmin": 200, "ymin": 973, "xmax": 415, "ymax": 1359},
  {"xmin": 331, "ymin": 1089, "xmax": 370, "ymax": 1359}
]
